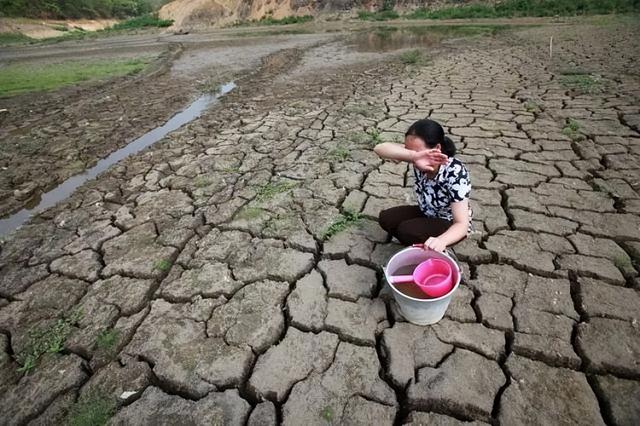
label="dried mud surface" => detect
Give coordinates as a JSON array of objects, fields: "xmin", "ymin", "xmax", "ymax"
[{"xmin": 0, "ymin": 19, "xmax": 639, "ymax": 425}]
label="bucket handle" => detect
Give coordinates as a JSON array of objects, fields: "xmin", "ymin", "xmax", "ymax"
[{"xmin": 389, "ymin": 275, "xmax": 414, "ymax": 284}]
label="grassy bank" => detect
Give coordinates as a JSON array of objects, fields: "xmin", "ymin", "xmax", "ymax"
[
  {"xmin": 360, "ymin": 0, "xmax": 640, "ymax": 21},
  {"xmin": 234, "ymin": 15, "xmax": 313, "ymax": 26},
  {"xmin": 0, "ymin": 32, "xmax": 32, "ymax": 44},
  {"xmin": 0, "ymin": 14, "xmax": 173, "ymax": 46},
  {"xmin": 110, "ymin": 13, "xmax": 173, "ymax": 30},
  {"xmin": 0, "ymin": 58, "xmax": 150, "ymax": 97}
]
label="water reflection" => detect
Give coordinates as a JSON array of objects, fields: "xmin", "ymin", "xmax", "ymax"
[
  {"xmin": 349, "ymin": 25, "xmax": 507, "ymax": 52},
  {"xmin": 0, "ymin": 82, "xmax": 236, "ymax": 237}
]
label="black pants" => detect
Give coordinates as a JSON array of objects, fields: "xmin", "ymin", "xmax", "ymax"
[{"xmin": 379, "ymin": 205, "xmax": 452, "ymax": 246}]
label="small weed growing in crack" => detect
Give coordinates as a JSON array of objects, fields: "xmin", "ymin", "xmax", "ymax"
[
  {"xmin": 322, "ymin": 211, "xmax": 362, "ymax": 239},
  {"xmin": 328, "ymin": 145, "xmax": 352, "ymax": 162},
  {"xmin": 562, "ymin": 119, "xmax": 584, "ymax": 141},
  {"xmin": 68, "ymin": 392, "xmax": 117, "ymax": 426},
  {"xmin": 367, "ymin": 128, "xmax": 382, "ymax": 146},
  {"xmin": 96, "ymin": 328, "xmax": 120, "ymax": 351},
  {"xmin": 255, "ymin": 181, "xmax": 297, "ymax": 201},
  {"xmin": 153, "ymin": 259, "xmax": 172, "ymax": 272},
  {"xmin": 193, "ymin": 176, "xmax": 213, "ymax": 188},
  {"xmin": 559, "ymin": 73, "xmax": 602, "ymax": 94},
  {"xmin": 566, "ymin": 119, "xmax": 580, "ymax": 132},
  {"xmin": 346, "ymin": 131, "xmax": 369, "ymax": 145},
  {"xmin": 320, "ymin": 405, "xmax": 334, "ymax": 422},
  {"xmin": 525, "ymin": 100, "xmax": 541, "ymax": 113},
  {"xmin": 16, "ymin": 309, "xmax": 83, "ymax": 374},
  {"xmin": 399, "ymin": 49, "xmax": 429, "ymax": 66},
  {"xmin": 236, "ymin": 206, "xmax": 266, "ymax": 221}
]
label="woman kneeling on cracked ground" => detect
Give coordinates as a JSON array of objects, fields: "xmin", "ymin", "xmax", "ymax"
[{"xmin": 374, "ymin": 119, "xmax": 472, "ymax": 252}]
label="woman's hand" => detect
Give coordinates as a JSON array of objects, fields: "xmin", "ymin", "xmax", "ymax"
[
  {"xmin": 412, "ymin": 149, "xmax": 448, "ymax": 173},
  {"xmin": 424, "ymin": 236, "xmax": 447, "ymax": 252}
]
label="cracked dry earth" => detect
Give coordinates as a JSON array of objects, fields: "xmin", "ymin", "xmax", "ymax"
[{"xmin": 1, "ymin": 21, "xmax": 640, "ymax": 425}]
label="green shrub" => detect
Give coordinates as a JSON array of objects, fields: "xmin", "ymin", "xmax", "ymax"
[
  {"xmin": 0, "ymin": 32, "xmax": 32, "ymax": 45},
  {"xmin": 258, "ymin": 15, "xmax": 313, "ymax": 25},
  {"xmin": 358, "ymin": 10, "xmax": 400, "ymax": 21},
  {"xmin": 0, "ymin": 0, "xmax": 154, "ymax": 19},
  {"xmin": 111, "ymin": 13, "xmax": 173, "ymax": 30},
  {"xmin": 405, "ymin": 0, "xmax": 640, "ymax": 20},
  {"xmin": 399, "ymin": 49, "xmax": 430, "ymax": 65}
]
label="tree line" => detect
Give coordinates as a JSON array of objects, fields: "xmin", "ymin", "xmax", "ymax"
[{"xmin": 0, "ymin": 0, "xmax": 166, "ymax": 19}]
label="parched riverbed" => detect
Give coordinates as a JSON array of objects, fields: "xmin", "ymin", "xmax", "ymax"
[{"xmin": 0, "ymin": 17, "xmax": 639, "ymax": 425}]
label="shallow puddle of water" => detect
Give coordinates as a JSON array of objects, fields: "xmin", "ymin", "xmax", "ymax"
[
  {"xmin": 349, "ymin": 25, "xmax": 508, "ymax": 52},
  {"xmin": 349, "ymin": 27, "xmax": 442, "ymax": 52},
  {"xmin": 0, "ymin": 82, "xmax": 236, "ymax": 238}
]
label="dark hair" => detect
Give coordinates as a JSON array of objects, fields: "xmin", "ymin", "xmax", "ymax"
[{"xmin": 405, "ymin": 119, "xmax": 456, "ymax": 157}]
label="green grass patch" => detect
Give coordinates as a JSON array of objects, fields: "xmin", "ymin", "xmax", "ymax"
[
  {"xmin": 236, "ymin": 15, "xmax": 313, "ymax": 26},
  {"xmin": 320, "ymin": 405, "xmax": 334, "ymax": 422},
  {"xmin": 255, "ymin": 181, "xmax": 297, "ymax": 201},
  {"xmin": 562, "ymin": 118, "xmax": 584, "ymax": 141},
  {"xmin": 367, "ymin": 128, "xmax": 383, "ymax": 146},
  {"xmin": 405, "ymin": 0, "xmax": 640, "ymax": 19},
  {"xmin": 427, "ymin": 24, "xmax": 510, "ymax": 37},
  {"xmin": 358, "ymin": 10, "xmax": 400, "ymax": 21},
  {"xmin": 344, "ymin": 130, "xmax": 383, "ymax": 147},
  {"xmin": 345, "ymin": 132, "xmax": 369, "ymax": 145},
  {"xmin": 566, "ymin": 119, "xmax": 580, "ymax": 132},
  {"xmin": 0, "ymin": 58, "xmax": 149, "ymax": 97},
  {"xmin": 328, "ymin": 145, "xmax": 352, "ymax": 162},
  {"xmin": 375, "ymin": 24, "xmax": 509, "ymax": 38},
  {"xmin": 0, "ymin": 32, "xmax": 33, "ymax": 45},
  {"xmin": 559, "ymin": 73, "xmax": 603, "ymax": 94},
  {"xmin": 399, "ymin": 49, "xmax": 430, "ymax": 65},
  {"xmin": 322, "ymin": 211, "xmax": 363, "ymax": 239},
  {"xmin": 257, "ymin": 15, "xmax": 313, "ymax": 25},
  {"xmin": 237, "ymin": 206, "xmax": 265, "ymax": 220},
  {"xmin": 525, "ymin": 100, "xmax": 542, "ymax": 113},
  {"xmin": 194, "ymin": 176, "xmax": 214, "ymax": 188},
  {"xmin": 153, "ymin": 259, "xmax": 172, "ymax": 272},
  {"xmin": 16, "ymin": 310, "xmax": 83, "ymax": 374},
  {"xmin": 68, "ymin": 392, "xmax": 117, "ymax": 426},
  {"xmin": 111, "ymin": 14, "xmax": 174, "ymax": 30},
  {"xmin": 96, "ymin": 329, "xmax": 120, "ymax": 351}
]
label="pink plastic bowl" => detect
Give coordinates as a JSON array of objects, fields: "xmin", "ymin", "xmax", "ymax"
[
  {"xmin": 389, "ymin": 258, "xmax": 453, "ymax": 298},
  {"xmin": 414, "ymin": 258, "xmax": 453, "ymax": 297}
]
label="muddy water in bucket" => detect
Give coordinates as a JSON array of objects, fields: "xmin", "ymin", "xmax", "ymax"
[
  {"xmin": 384, "ymin": 247, "xmax": 461, "ymax": 325},
  {"xmin": 390, "ymin": 264, "xmax": 430, "ymax": 300}
]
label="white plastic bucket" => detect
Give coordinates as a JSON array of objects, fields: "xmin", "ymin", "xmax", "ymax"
[{"xmin": 383, "ymin": 247, "xmax": 461, "ymax": 325}]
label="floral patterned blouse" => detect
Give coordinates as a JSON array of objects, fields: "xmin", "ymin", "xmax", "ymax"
[{"xmin": 413, "ymin": 157, "xmax": 472, "ymax": 229}]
